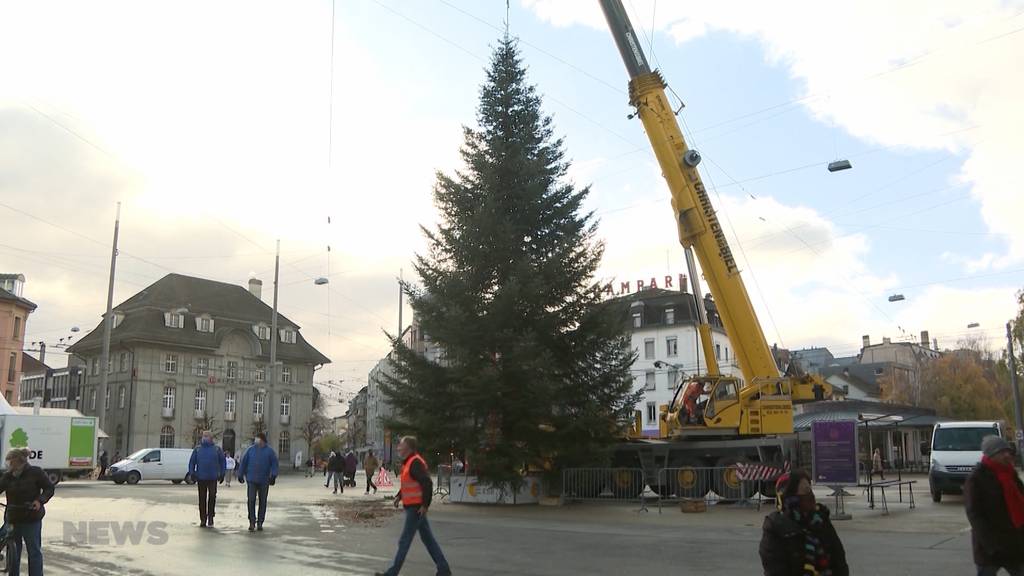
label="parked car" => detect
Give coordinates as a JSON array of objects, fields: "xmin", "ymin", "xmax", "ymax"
[{"xmin": 109, "ymin": 448, "xmax": 194, "ymax": 485}]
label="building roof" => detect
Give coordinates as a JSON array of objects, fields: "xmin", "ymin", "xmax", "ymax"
[
  {"xmin": 20, "ymin": 354, "xmax": 49, "ymax": 377},
  {"xmin": 608, "ymin": 288, "xmax": 724, "ymax": 331},
  {"xmin": 0, "ymin": 287, "xmax": 36, "ymax": 311},
  {"xmin": 794, "ymin": 399, "xmax": 946, "ymax": 431},
  {"xmin": 0, "ymin": 274, "xmax": 25, "ymax": 281},
  {"xmin": 68, "ymin": 273, "xmax": 329, "ymax": 365}
]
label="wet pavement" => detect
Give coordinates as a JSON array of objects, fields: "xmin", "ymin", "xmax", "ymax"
[{"xmin": 32, "ymin": 473, "xmax": 975, "ymax": 575}]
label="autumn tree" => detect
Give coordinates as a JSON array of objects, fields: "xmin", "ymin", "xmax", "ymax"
[{"xmin": 918, "ymin": 351, "xmax": 1004, "ymax": 421}]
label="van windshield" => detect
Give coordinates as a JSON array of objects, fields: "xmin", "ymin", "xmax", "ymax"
[
  {"xmin": 933, "ymin": 427, "xmax": 998, "ymax": 452},
  {"xmin": 127, "ymin": 449, "xmax": 150, "ymax": 461}
]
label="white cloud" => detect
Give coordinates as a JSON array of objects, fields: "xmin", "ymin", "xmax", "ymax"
[{"xmin": 525, "ymin": 0, "xmax": 1024, "ymax": 268}]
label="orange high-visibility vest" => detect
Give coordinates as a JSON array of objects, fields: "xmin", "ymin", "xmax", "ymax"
[{"xmin": 400, "ymin": 453, "xmax": 428, "ymax": 506}]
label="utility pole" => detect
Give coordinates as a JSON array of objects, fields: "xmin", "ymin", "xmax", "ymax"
[
  {"xmin": 97, "ymin": 202, "xmax": 120, "ymax": 430},
  {"xmin": 1008, "ymin": 321, "xmax": 1023, "ymax": 466},
  {"xmin": 269, "ymin": 240, "xmax": 280, "ymax": 437}
]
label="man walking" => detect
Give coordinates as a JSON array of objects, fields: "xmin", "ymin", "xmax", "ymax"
[
  {"xmin": 364, "ymin": 450, "xmax": 379, "ymax": 495},
  {"xmin": 97, "ymin": 448, "xmax": 109, "ymax": 480},
  {"xmin": 237, "ymin": 432, "xmax": 279, "ymax": 532},
  {"xmin": 966, "ymin": 435, "xmax": 1024, "ymax": 576},
  {"xmin": 375, "ymin": 436, "xmax": 451, "ymax": 576},
  {"xmin": 188, "ymin": 430, "xmax": 226, "ymax": 528},
  {"xmin": 225, "ymin": 452, "xmax": 236, "ymax": 487},
  {"xmin": 0, "ymin": 448, "xmax": 55, "ymax": 576},
  {"xmin": 327, "ymin": 451, "xmax": 344, "ymax": 494},
  {"xmin": 345, "ymin": 450, "xmax": 359, "ymax": 488}
]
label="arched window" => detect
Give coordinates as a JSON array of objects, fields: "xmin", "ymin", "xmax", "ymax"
[
  {"xmin": 118, "ymin": 386, "xmax": 126, "ymax": 409},
  {"xmin": 160, "ymin": 426, "xmax": 175, "ymax": 448},
  {"xmin": 278, "ymin": 431, "xmax": 290, "ymax": 460}
]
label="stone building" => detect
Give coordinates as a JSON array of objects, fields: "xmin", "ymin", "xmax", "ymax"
[
  {"xmin": 0, "ymin": 274, "xmax": 36, "ymax": 404},
  {"xmin": 68, "ymin": 273, "xmax": 329, "ymax": 460}
]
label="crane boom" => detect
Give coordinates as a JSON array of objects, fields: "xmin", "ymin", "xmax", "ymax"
[{"xmin": 598, "ymin": 0, "xmax": 779, "ymax": 386}]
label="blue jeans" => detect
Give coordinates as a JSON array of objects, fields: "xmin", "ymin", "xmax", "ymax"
[
  {"xmin": 9, "ymin": 520, "xmax": 42, "ymax": 576},
  {"xmin": 246, "ymin": 482, "xmax": 270, "ymax": 525},
  {"xmin": 384, "ymin": 506, "xmax": 450, "ymax": 576},
  {"xmin": 978, "ymin": 566, "xmax": 1024, "ymax": 576}
]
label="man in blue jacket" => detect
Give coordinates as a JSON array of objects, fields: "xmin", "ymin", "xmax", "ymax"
[
  {"xmin": 237, "ymin": 432, "xmax": 279, "ymax": 532},
  {"xmin": 188, "ymin": 430, "xmax": 226, "ymax": 528}
]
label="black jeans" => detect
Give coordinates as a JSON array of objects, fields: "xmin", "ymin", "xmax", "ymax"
[
  {"xmin": 366, "ymin": 470, "xmax": 377, "ymax": 493},
  {"xmin": 247, "ymin": 482, "xmax": 270, "ymax": 525},
  {"xmin": 197, "ymin": 480, "xmax": 218, "ymax": 522}
]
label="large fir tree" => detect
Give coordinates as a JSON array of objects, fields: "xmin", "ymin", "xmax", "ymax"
[{"xmin": 381, "ymin": 37, "xmax": 639, "ymax": 486}]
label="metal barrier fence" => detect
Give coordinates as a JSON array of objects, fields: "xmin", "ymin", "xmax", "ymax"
[
  {"xmin": 562, "ymin": 466, "xmax": 783, "ymax": 513},
  {"xmin": 435, "ymin": 465, "xmax": 452, "ymax": 498}
]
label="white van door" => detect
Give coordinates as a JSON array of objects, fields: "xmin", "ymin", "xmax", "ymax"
[{"xmin": 138, "ymin": 449, "xmax": 164, "ymax": 480}]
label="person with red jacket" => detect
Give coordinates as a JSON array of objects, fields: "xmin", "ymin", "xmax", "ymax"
[
  {"xmin": 375, "ymin": 436, "xmax": 451, "ymax": 576},
  {"xmin": 965, "ymin": 436, "xmax": 1024, "ymax": 576}
]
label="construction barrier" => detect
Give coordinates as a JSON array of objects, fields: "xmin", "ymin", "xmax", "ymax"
[
  {"xmin": 375, "ymin": 467, "xmax": 394, "ymax": 488},
  {"xmin": 561, "ymin": 468, "xmax": 647, "ymax": 503}
]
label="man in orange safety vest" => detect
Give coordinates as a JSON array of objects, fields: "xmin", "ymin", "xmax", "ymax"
[{"xmin": 375, "ymin": 436, "xmax": 452, "ymax": 576}]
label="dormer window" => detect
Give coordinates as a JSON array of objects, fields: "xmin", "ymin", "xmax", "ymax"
[
  {"xmin": 112, "ymin": 312, "xmax": 124, "ymax": 329},
  {"xmin": 195, "ymin": 315, "xmax": 215, "ymax": 333},
  {"xmin": 164, "ymin": 310, "xmax": 185, "ymax": 329},
  {"xmin": 254, "ymin": 324, "xmax": 270, "ymax": 340},
  {"xmin": 280, "ymin": 328, "xmax": 296, "ymax": 344}
]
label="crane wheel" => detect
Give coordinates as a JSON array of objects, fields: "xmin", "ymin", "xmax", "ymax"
[
  {"xmin": 714, "ymin": 458, "xmax": 746, "ymax": 501},
  {"xmin": 611, "ymin": 469, "xmax": 642, "ymax": 499},
  {"xmin": 669, "ymin": 463, "xmax": 708, "ymax": 499}
]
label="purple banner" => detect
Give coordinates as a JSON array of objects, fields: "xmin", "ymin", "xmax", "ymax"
[{"xmin": 812, "ymin": 420, "xmax": 859, "ymax": 486}]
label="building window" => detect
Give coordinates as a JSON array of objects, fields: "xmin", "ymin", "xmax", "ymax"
[
  {"xmin": 665, "ymin": 308, "xmax": 675, "ymax": 325},
  {"xmin": 225, "ymin": 391, "xmax": 236, "ymax": 414},
  {"xmin": 280, "ymin": 329, "xmax": 296, "ymax": 344},
  {"xmin": 164, "ymin": 312, "xmax": 185, "ymax": 329},
  {"xmin": 160, "ymin": 427, "xmax": 175, "ymax": 448},
  {"xmin": 90, "ymin": 388, "xmax": 97, "ymax": 411},
  {"xmin": 667, "ymin": 369, "xmax": 679, "ymax": 388},
  {"xmin": 194, "ymin": 388, "xmax": 206, "ymax": 413},
  {"xmin": 12, "ymin": 317, "xmax": 21, "ymax": 340},
  {"xmin": 645, "ymin": 370, "xmax": 656, "ymax": 391},
  {"xmin": 644, "ymin": 339, "xmax": 655, "ymax": 360},
  {"xmin": 724, "ymin": 347, "xmax": 729, "ymax": 361},
  {"xmin": 255, "ymin": 366, "xmax": 265, "ymax": 382},
  {"xmin": 253, "ymin": 393, "xmax": 265, "ymax": 417},
  {"xmin": 164, "ymin": 354, "xmax": 178, "ymax": 374},
  {"xmin": 278, "ymin": 431, "xmax": 290, "ymax": 459},
  {"xmin": 162, "ymin": 386, "xmax": 175, "ymax": 410},
  {"xmin": 255, "ymin": 324, "xmax": 270, "ymax": 340},
  {"xmin": 103, "ymin": 387, "xmax": 109, "ymax": 410},
  {"xmin": 118, "ymin": 386, "xmax": 126, "ymax": 409},
  {"xmin": 715, "ymin": 343, "xmax": 721, "ymax": 361},
  {"xmin": 119, "ymin": 352, "xmax": 128, "ymax": 372},
  {"xmin": 195, "ymin": 357, "xmax": 209, "ymax": 377},
  {"xmin": 632, "ymin": 312, "xmax": 642, "ymax": 329},
  {"xmin": 280, "ymin": 395, "xmax": 290, "ymax": 417},
  {"xmin": 107, "ymin": 358, "xmax": 113, "ymax": 374},
  {"xmin": 91, "ymin": 358, "xmax": 98, "ymax": 376},
  {"xmin": 646, "ymin": 402, "xmax": 656, "ymax": 424},
  {"xmin": 6, "ymin": 352, "xmax": 15, "ymax": 383},
  {"xmin": 281, "ymin": 366, "xmax": 291, "ymax": 384},
  {"xmin": 197, "ymin": 316, "xmax": 214, "ymax": 333},
  {"xmin": 227, "ymin": 361, "xmax": 238, "ymax": 380},
  {"xmin": 666, "ymin": 337, "xmax": 678, "ymax": 357},
  {"xmin": 112, "ymin": 313, "xmax": 123, "ymax": 329}
]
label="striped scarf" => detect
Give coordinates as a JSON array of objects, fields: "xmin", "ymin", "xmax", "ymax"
[{"xmin": 791, "ymin": 508, "xmax": 832, "ymax": 576}]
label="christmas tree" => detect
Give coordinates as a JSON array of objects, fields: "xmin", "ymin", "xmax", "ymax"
[{"xmin": 382, "ymin": 36, "xmax": 639, "ymax": 486}]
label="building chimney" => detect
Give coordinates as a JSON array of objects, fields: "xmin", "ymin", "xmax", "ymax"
[
  {"xmin": 862, "ymin": 335, "xmax": 870, "ymax": 348},
  {"xmin": 920, "ymin": 330, "xmax": 930, "ymax": 348},
  {"xmin": 882, "ymin": 336, "xmax": 891, "ymax": 345},
  {"xmin": 933, "ymin": 338, "xmax": 938, "ymax": 351},
  {"xmin": 248, "ymin": 278, "xmax": 263, "ymax": 300}
]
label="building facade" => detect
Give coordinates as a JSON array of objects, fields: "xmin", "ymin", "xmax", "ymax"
[
  {"xmin": 0, "ymin": 274, "xmax": 37, "ymax": 404},
  {"xmin": 612, "ymin": 288, "xmax": 741, "ymax": 437},
  {"xmin": 68, "ymin": 273, "xmax": 329, "ymax": 461},
  {"xmin": 345, "ymin": 386, "xmax": 367, "ymax": 452}
]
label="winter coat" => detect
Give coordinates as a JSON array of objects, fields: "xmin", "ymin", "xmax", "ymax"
[
  {"xmin": 344, "ymin": 453, "xmax": 358, "ymax": 475},
  {"xmin": 364, "ymin": 454, "xmax": 379, "ymax": 473},
  {"xmin": 965, "ymin": 462, "xmax": 1024, "ymax": 566},
  {"xmin": 188, "ymin": 441, "xmax": 226, "ymax": 482},
  {"xmin": 759, "ymin": 504, "xmax": 849, "ymax": 576},
  {"xmin": 0, "ymin": 465, "xmax": 55, "ymax": 524},
  {"xmin": 327, "ymin": 454, "xmax": 344, "ymax": 472},
  {"xmin": 237, "ymin": 444, "xmax": 279, "ymax": 485}
]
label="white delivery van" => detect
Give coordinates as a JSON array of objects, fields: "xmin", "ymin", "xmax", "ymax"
[
  {"xmin": 927, "ymin": 421, "xmax": 1004, "ymax": 502},
  {"xmin": 109, "ymin": 448, "xmax": 194, "ymax": 485}
]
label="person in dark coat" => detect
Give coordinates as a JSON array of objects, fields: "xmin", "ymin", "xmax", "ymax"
[
  {"xmin": 98, "ymin": 448, "xmax": 109, "ymax": 480},
  {"xmin": 327, "ymin": 451, "xmax": 344, "ymax": 494},
  {"xmin": 0, "ymin": 448, "xmax": 55, "ymax": 576},
  {"xmin": 965, "ymin": 435, "xmax": 1024, "ymax": 576},
  {"xmin": 344, "ymin": 451, "xmax": 358, "ymax": 488},
  {"xmin": 759, "ymin": 469, "xmax": 849, "ymax": 576}
]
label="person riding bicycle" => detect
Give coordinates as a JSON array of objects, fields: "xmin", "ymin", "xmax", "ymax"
[{"xmin": 0, "ymin": 448, "xmax": 54, "ymax": 576}]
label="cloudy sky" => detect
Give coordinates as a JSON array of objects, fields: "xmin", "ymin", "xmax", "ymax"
[{"xmin": 2, "ymin": 0, "xmax": 1023, "ymax": 414}]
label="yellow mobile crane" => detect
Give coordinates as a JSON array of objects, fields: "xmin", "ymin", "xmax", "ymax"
[{"xmin": 598, "ymin": 0, "xmax": 832, "ymax": 498}]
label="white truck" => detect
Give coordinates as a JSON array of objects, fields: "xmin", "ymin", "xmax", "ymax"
[
  {"xmin": 927, "ymin": 420, "xmax": 1005, "ymax": 503},
  {"xmin": 0, "ymin": 412, "xmax": 99, "ymax": 485}
]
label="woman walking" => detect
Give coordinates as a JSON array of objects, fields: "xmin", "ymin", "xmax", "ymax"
[{"xmin": 760, "ymin": 470, "xmax": 849, "ymax": 576}]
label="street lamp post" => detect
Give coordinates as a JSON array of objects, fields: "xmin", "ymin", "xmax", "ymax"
[{"xmin": 1007, "ymin": 321, "xmax": 1023, "ymax": 467}]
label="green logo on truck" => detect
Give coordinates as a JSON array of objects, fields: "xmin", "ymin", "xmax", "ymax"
[{"xmin": 9, "ymin": 428, "xmax": 28, "ymax": 448}]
